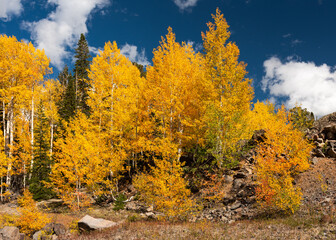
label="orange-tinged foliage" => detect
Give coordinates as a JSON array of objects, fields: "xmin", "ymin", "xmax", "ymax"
[
  {"xmin": 250, "ymin": 102, "xmax": 312, "ymax": 213},
  {"xmin": 16, "ymin": 190, "xmax": 50, "ymax": 235}
]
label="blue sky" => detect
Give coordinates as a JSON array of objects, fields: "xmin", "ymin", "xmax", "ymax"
[{"xmin": 1, "ymin": 0, "xmax": 336, "ymax": 117}]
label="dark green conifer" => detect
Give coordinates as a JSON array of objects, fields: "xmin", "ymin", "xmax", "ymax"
[
  {"xmin": 29, "ymin": 101, "xmax": 55, "ymax": 200},
  {"xmin": 58, "ymin": 64, "xmax": 70, "ymax": 87},
  {"xmin": 59, "ymin": 73, "xmax": 76, "ymax": 121},
  {"xmin": 132, "ymin": 62, "xmax": 147, "ymax": 78},
  {"xmin": 74, "ymin": 33, "xmax": 91, "ymax": 116}
]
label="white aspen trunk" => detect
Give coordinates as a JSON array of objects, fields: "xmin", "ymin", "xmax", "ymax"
[
  {"xmin": 177, "ymin": 114, "xmax": 183, "ymax": 161},
  {"xmin": 76, "ymin": 178, "xmax": 80, "ymax": 210},
  {"xmin": 3, "ymin": 101, "xmax": 5, "ymax": 153},
  {"xmin": 2, "ymin": 101, "xmax": 5, "ymax": 199},
  {"xmin": 50, "ymin": 123, "xmax": 54, "ymax": 158},
  {"xmin": 0, "ymin": 176, "xmax": 2, "ymax": 202},
  {"xmin": 6, "ymin": 100, "xmax": 14, "ymax": 189},
  {"xmin": 29, "ymin": 96, "xmax": 34, "ymax": 180},
  {"xmin": 5, "ymin": 106, "xmax": 10, "ymax": 191},
  {"xmin": 23, "ymin": 163, "xmax": 26, "ymax": 190}
]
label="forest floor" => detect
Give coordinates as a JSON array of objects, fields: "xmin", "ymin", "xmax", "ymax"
[{"xmin": 1, "ymin": 158, "xmax": 336, "ymax": 239}]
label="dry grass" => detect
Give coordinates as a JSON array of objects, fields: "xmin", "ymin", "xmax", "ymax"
[
  {"xmin": 61, "ymin": 216, "xmax": 336, "ymax": 240},
  {"xmin": 2, "ymin": 158, "xmax": 336, "ymax": 239}
]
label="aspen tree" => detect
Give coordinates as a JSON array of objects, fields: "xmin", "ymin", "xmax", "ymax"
[
  {"xmin": 0, "ymin": 35, "xmax": 51, "ymax": 190},
  {"xmin": 147, "ymin": 27, "xmax": 212, "ymax": 160},
  {"xmin": 202, "ymin": 9, "xmax": 253, "ymax": 167}
]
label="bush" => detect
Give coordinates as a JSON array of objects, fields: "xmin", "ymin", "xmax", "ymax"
[
  {"xmin": 113, "ymin": 194, "xmax": 127, "ymax": 211},
  {"xmin": 252, "ymin": 104, "xmax": 312, "ymax": 213},
  {"xmin": 134, "ymin": 157, "xmax": 195, "ymax": 220},
  {"xmin": 16, "ymin": 190, "xmax": 50, "ymax": 236}
]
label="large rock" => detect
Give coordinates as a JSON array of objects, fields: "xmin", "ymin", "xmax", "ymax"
[
  {"xmin": 307, "ymin": 112, "xmax": 336, "ymax": 158},
  {"xmin": 33, "ymin": 230, "xmax": 58, "ymax": 240},
  {"xmin": 0, "ymin": 226, "xmax": 20, "ymax": 240},
  {"xmin": 78, "ymin": 215, "xmax": 118, "ymax": 231},
  {"xmin": 43, "ymin": 223, "xmax": 67, "ymax": 236}
]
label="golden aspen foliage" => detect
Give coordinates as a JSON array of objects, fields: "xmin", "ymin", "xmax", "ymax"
[
  {"xmin": 16, "ymin": 190, "xmax": 50, "ymax": 236},
  {"xmin": 88, "ymin": 41, "xmax": 146, "ymax": 175},
  {"xmin": 202, "ymin": 8, "xmax": 253, "ymax": 167},
  {"xmin": 50, "ymin": 113, "xmax": 99, "ymax": 210},
  {"xmin": 133, "ymin": 141, "xmax": 195, "ymax": 220},
  {"xmin": 0, "ymin": 35, "xmax": 51, "ymax": 192},
  {"xmin": 146, "ymin": 27, "xmax": 213, "ymax": 159},
  {"xmin": 249, "ymin": 102, "xmax": 312, "ymax": 213}
]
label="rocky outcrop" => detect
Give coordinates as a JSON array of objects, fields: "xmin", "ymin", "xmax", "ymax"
[
  {"xmin": 191, "ymin": 131, "xmax": 264, "ymax": 223},
  {"xmin": 308, "ymin": 112, "xmax": 336, "ymax": 159}
]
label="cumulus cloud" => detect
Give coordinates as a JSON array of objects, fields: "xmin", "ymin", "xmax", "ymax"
[
  {"xmin": 120, "ymin": 43, "xmax": 150, "ymax": 66},
  {"xmin": 23, "ymin": 0, "xmax": 109, "ymax": 69},
  {"xmin": 262, "ymin": 57, "xmax": 336, "ymax": 117},
  {"xmin": 89, "ymin": 46, "xmax": 101, "ymax": 56},
  {"xmin": 0, "ymin": 0, "xmax": 23, "ymax": 21},
  {"xmin": 173, "ymin": 0, "xmax": 199, "ymax": 11},
  {"xmin": 186, "ymin": 40, "xmax": 203, "ymax": 52}
]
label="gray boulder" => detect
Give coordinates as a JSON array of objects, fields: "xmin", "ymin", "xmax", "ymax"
[
  {"xmin": 42, "ymin": 223, "xmax": 67, "ymax": 236},
  {"xmin": 33, "ymin": 230, "xmax": 57, "ymax": 240},
  {"xmin": 0, "ymin": 226, "xmax": 20, "ymax": 240},
  {"xmin": 78, "ymin": 215, "xmax": 118, "ymax": 231}
]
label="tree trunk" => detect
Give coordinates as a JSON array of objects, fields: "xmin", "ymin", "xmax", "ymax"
[
  {"xmin": 50, "ymin": 123, "xmax": 54, "ymax": 159},
  {"xmin": 6, "ymin": 99, "xmax": 14, "ymax": 190},
  {"xmin": 29, "ymin": 96, "xmax": 34, "ymax": 180}
]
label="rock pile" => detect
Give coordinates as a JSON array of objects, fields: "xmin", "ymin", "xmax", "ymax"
[
  {"xmin": 191, "ymin": 161, "xmax": 257, "ymax": 223},
  {"xmin": 308, "ymin": 112, "xmax": 336, "ymax": 159}
]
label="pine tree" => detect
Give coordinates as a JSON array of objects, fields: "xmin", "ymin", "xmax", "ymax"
[
  {"xmin": 29, "ymin": 101, "xmax": 54, "ymax": 200},
  {"xmin": 74, "ymin": 33, "xmax": 91, "ymax": 116},
  {"xmin": 58, "ymin": 65, "xmax": 70, "ymax": 87},
  {"xmin": 59, "ymin": 74, "xmax": 76, "ymax": 121},
  {"xmin": 132, "ymin": 62, "xmax": 147, "ymax": 78}
]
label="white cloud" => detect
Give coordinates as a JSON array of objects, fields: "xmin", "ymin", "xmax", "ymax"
[
  {"xmin": 23, "ymin": 0, "xmax": 109, "ymax": 70},
  {"xmin": 186, "ymin": 40, "xmax": 203, "ymax": 52},
  {"xmin": 173, "ymin": 0, "xmax": 199, "ymax": 11},
  {"xmin": 262, "ymin": 57, "xmax": 336, "ymax": 117},
  {"xmin": 120, "ymin": 43, "xmax": 150, "ymax": 66},
  {"xmin": 282, "ymin": 33, "xmax": 291, "ymax": 38},
  {"xmin": 291, "ymin": 39, "xmax": 302, "ymax": 46},
  {"xmin": 89, "ymin": 45, "xmax": 101, "ymax": 56},
  {"xmin": 0, "ymin": 0, "xmax": 23, "ymax": 21}
]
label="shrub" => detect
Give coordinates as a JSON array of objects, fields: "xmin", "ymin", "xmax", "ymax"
[
  {"xmin": 113, "ymin": 193, "xmax": 127, "ymax": 211},
  {"xmin": 252, "ymin": 104, "xmax": 312, "ymax": 213},
  {"xmin": 134, "ymin": 157, "xmax": 195, "ymax": 220},
  {"xmin": 16, "ymin": 190, "xmax": 50, "ymax": 236}
]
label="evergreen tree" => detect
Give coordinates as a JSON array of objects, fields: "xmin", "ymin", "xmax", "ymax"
[
  {"xmin": 59, "ymin": 73, "xmax": 76, "ymax": 121},
  {"xmin": 58, "ymin": 65, "xmax": 70, "ymax": 87},
  {"xmin": 29, "ymin": 101, "xmax": 54, "ymax": 200},
  {"xmin": 74, "ymin": 33, "xmax": 91, "ymax": 115},
  {"xmin": 132, "ymin": 62, "xmax": 147, "ymax": 78}
]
